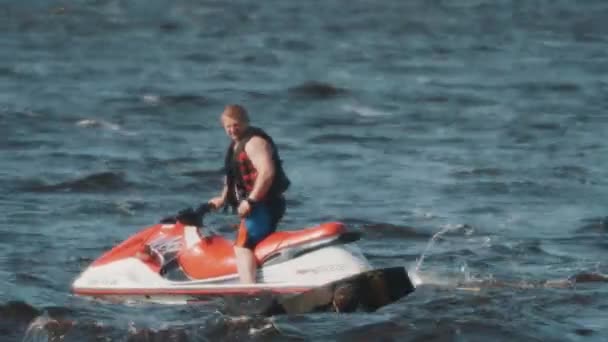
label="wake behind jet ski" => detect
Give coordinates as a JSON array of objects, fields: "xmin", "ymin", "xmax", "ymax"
[{"xmin": 72, "ymin": 205, "xmax": 400, "ymax": 305}]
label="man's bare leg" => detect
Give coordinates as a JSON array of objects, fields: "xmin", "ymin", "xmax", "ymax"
[{"xmin": 234, "ymin": 246, "xmax": 257, "ymax": 283}]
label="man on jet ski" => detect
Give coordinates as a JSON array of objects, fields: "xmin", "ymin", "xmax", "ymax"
[{"xmin": 207, "ymin": 104, "xmax": 290, "ymax": 283}]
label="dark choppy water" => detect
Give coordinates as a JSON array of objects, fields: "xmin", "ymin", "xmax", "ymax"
[{"xmin": 2, "ymin": 0, "xmax": 608, "ymax": 341}]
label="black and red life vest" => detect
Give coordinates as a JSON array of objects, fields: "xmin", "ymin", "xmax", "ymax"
[{"xmin": 223, "ymin": 127, "xmax": 290, "ymax": 209}]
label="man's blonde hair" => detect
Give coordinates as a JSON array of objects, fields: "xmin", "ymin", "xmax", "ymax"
[{"xmin": 221, "ymin": 104, "xmax": 250, "ymax": 124}]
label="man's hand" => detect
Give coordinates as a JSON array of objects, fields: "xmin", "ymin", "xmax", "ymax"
[
  {"xmin": 208, "ymin": 196, "xmax": 225, "ymax": 210},
  {"xmin": 237, "ymin": 200, "xmax": 252, "ymax": 218}
]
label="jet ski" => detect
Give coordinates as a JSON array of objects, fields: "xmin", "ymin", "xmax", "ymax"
[{"xmin": 72, "ymin": 204, "xmax": 375, "ymax": 304}]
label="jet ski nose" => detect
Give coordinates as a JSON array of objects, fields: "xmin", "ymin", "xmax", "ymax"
[
  {"xmin": 72, "ymin": 258, "xmax": 169, "ymax": 295},
  {"xmin": 71, "ymin": 275, "xmax": 84, "ymax": 289},
  {"xmin": 71, "ymin": 269, "xmax": 95, "ymax": 291}
]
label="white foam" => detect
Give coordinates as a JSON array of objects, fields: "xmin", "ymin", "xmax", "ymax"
[
  {"xmin": 141, "ymin": 94, "xmax": 161, "ymax": 104},
  {"xmin": 76, "ymin": 119, "xmax": 120, "ymax": 131},
  {"xmin": 76, "ymin": 119, "xmax": 137, "ymax": 136},
  {"xmin": 341, "ymin": 104, "xmax": 389, "ymax": 117}
]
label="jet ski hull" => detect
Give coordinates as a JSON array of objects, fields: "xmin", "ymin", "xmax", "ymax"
[{"xmin": 73, "ymin": 244, "xmax": 371, "ymax": 304}]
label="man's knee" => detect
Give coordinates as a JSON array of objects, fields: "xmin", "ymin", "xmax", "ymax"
[{"xmin": 234, "ymin": 245, "xmax": 254, "ymax": 257}]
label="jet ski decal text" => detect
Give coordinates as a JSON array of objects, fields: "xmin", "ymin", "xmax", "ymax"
[{"xmin": 295, "ymin": 264, "xmax": 346, "ymax": 275}]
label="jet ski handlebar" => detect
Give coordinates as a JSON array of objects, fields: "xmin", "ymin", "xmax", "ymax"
[{"xmin": 160, "ymin": 203, "xmax": 214, "ymax": 228}]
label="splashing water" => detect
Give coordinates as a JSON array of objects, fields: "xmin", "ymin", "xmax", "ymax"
[
  {"xmin": 408, "ymin": 224, "xmax": 470, "ymax": 286},
  {"xmin": 22, "ymin": 314, "xmax": 58, "ymax": 342},
  {"xmin": 415, "ymin": 225, "xmax": 463, "ymax": 272}
]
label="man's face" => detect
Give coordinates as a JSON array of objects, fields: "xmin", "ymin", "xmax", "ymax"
[{"xmin": 221, "ymin": 115, "xmax": 247, "ymax": 142}]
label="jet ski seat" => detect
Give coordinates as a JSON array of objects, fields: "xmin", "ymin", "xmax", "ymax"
[{"xmin": 254, "ymin": 222, "xmax": 346, "ymax": 262}]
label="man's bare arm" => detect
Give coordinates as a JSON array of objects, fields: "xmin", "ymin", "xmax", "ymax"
[{"xmin": 245, "ymin": 136, "xmax": 275, "ymax": 201}]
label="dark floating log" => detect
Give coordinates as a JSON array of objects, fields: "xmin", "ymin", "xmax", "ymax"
[{"xmin": 220, "ymin": 266, "xmax": 415, "ymax": 316}]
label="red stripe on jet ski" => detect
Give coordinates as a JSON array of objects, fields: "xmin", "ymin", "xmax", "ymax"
[{"xmin": 72, "ymin": 286, "xmax": 311, "ymax": 296}]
